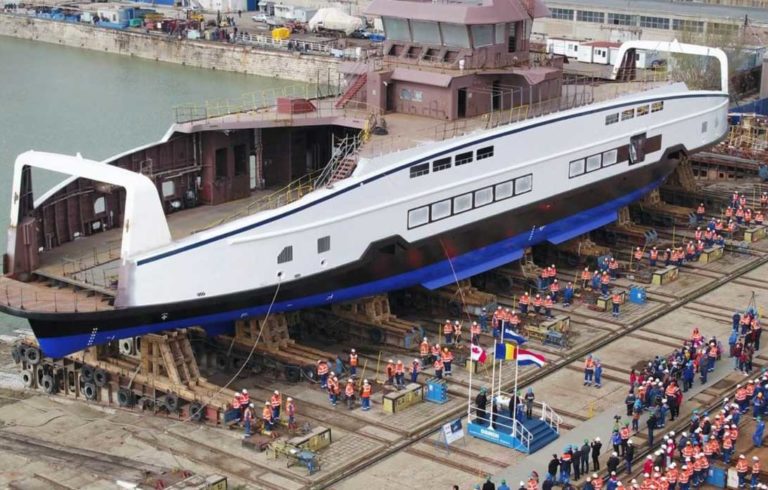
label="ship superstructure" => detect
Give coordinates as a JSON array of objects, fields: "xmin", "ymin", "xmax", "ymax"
[{"xmin": 1, "ymin": 0, "xmax": 730, "ymax": 357}]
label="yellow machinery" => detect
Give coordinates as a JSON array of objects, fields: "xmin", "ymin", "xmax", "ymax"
[{"xmin": 272, "ymin": 27, "xmax": 291, "ymax": 41}]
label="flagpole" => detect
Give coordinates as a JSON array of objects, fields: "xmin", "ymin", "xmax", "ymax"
[
  {"xmin": 512, "ymin": 348, "xmax": 520, "ymax": 434},
  {"xmin": 467, "ymin": 350, "xmax": 473, "ymax": 423},
  {"xmin": 490, "ymin": 338, "xmax": 497, "ymax": 428}
]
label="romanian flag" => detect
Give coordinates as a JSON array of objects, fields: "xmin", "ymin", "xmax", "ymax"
[
  {"xmin": 517, "ymin": 348, "xmax": 547, "ymax": 368},
  {"xmin": 495, "ymin": 342, "xmax": 516, "ymax": 361}
]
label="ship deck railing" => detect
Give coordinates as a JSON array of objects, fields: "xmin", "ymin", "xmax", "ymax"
[{"xmin": 0, "ymin": 276, "xmax": 113, "ymax": 313}]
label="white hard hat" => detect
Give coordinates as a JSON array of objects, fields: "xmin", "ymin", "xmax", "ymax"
[
  {"xmin": 274, "ymin": 390, "xmax": 279, "ymax": 395},
  {"xmin": 242, "ymin": 389, "xmax": 248, "ymax": 394}
]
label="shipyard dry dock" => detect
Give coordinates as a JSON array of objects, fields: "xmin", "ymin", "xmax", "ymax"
[{"xmin": 0, "ymin": 120, "xmax": 767, "ymax": 488}]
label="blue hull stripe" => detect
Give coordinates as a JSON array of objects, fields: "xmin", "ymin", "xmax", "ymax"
[
  {"xmin": 39, "ymin": 177, "xmax": 663, "ymax": 358},
  {"xmin": 137, "ymin": 93, "xmax": 727, "ymax": 267}
]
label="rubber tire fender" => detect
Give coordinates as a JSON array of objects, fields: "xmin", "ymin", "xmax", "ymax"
[
  {"xmin": 284, "ymin": 365, "xmax": 301, "ymax": 383},
  {"xmin": 83, "ymin": 382, "xmax": 97, "ymax": 401},
  {"xmin": 117, "ymin": 387, "xmax": 134, "ymax": 407},
  {"xmin": 24, "ymin": 346, "xmax": 41, "ymax": 366},
  {"xmin": 80, "ymin": 365, "xmax": 94, "ymax": 384},
  {"xmin": 215, "ymin": 353, "xmax": 230, "ymax": 371},
  {"xmin": 368, "ymin": 327, "xmax": 384, "ymax": 345},
  {"xmin": 301, "ymin": 364, "xmax": 318, "ymax": 382},
  {"xmin": 165, "ymin": 393, "xmax": 179, "ymax": 413},
  {"xmin": 20, "ymin": 368, "xmax": 34, "ymax": 388},
  {"xmin": 138, "ymin": 397, "xmax": 154, "ymax": 411},
  {"xmin": 189, "ymin": 402, "xmax": 204, "ymax": 421},
  {"xmin": 93, "ymin": 368, "xmax": 109, "ymax": 387},
  {"xmin": 41, "ymin": 374, "xmax": 56, "ymax": 394}
]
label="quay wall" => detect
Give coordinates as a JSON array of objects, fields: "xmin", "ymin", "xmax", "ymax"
[{"xmin": 0, "ymin": 14, "xmax": 340, "ymax": 84}]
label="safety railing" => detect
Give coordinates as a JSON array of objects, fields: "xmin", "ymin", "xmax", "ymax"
[
  {"xmin": 193, "ymin": 170, "xmax": 321, "ymax": 233},
  {"xmin": 539, "ymin": 401, "xmax": 563, "ymax": 434},
  {"xmin": 512, "ymin": 418, "xmax": 534, "ymax": 451},
  {"xmin": 59, "ymin": 242, "xmax": 121, "ymax": 278},
  {"xmin": 314, "ymin": 133, "xmax": 363, "ymax": 189},
  {"xmin": 0, "ymin": 280, "xmax": 110, "ymax": 313}
]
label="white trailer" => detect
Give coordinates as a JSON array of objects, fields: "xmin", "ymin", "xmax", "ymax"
[{"xmin": 546, "ymin": 37, "xmax": 581, "ymax": 59}]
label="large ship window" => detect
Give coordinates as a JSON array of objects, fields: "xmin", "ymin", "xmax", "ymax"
[
  {"xmin": 477, "ymin": 146, "xmax": 494, "ymax": 160},
  {"xmin": 605, "ymin": 113, "xmax": 619, "ymax": 125},
  {"xmin": 455, "ymin": 151, "xmax": 473, "ymax": 166},
  {"xmin": 515, "ymin": 174, "xmax": 533, "ymax": 195},
  {"xmin": 569, "ymin": 159, "xmax": 585, "ymax": 178},
  {"xmin": 651, "ymin": 101, "xmax": 664, "ymax": 112},
  {"xmin": 433, "ymin": 157, "xmax": 452, "ymax": 172},
  {"xmin": 629, "ymin": 133, "xmax": 647, "ymax": 165},
  {"xmin": 495, "ymin": 181, "xmax": 514, "ymax": 201},
  {"xmin": 474, "ymin": 187, "xmax": 493, "ymax": 207},
  {"xmin": 408, "ymin": 207, "xmax": 429, "ymax": 228},
  {"xmin": 431, "ymin": 199, "xmax": 452, "ymax": 221},
  {"xmin": 453, "ymin": 193, "xmax": 473, "ymax": 214},
  {"xmin": 602, "ymin": 149, "xmax": 618, "ymax": 167},
  {"xmin": 586, "ymin": 154, "xmax": 602, "ymax": 172},
  {"xmin": 621, "ymin": 109, "xmax": 635, "ymax": 121},
  {"xmin": 636, "ymin": 105, "xmax": 649, "ymax": 117},
  {"xmin": 410, "ymin": 163, "xmax": 430, "ymax": 178},
  {"xmin": 277, "ymin": 246, "xmax": 293, "ymax": 264}
]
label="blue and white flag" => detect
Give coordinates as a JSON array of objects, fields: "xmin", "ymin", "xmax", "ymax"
[{"xmin": 502, "ymin": 327, "xmax": 527, "ymax": 345}]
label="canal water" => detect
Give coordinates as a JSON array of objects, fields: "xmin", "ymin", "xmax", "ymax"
[{"xmin": 0, "ymin": 36, "xmax": 300, "ymax": 332}]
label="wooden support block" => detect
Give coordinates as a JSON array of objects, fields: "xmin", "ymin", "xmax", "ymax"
[
  {"xmin": 652, "ymin": 265, "xmax": 679, "ymax": 286},
  {"xmin": 288, "ymin": 426, "xmax": 332, "ymax": 451},
  {"xmin": 698, "ymin": 246, "xmax": 724, "ymax": 264},
  {"xmin": 382, "ymin": 383, "xmax": 424, "ymax": 413},
  {"xmin": 744, "ymin": 226, "xmax": 766, "ymax": 243}
]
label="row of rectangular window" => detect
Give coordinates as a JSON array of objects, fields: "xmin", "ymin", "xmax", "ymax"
[
  {"xmin": 605, "ymin": 101, "xmax": 664, "ymax": 125},
  {"xmin": 410, "ymin": 146, "xmax": 494, "ymax": 178},
  {"xmin": 276, "ymin": 236, "xmax": 331, "ymax": 264},
  {"xmin": 569, "ymin": 149, "xmax": 619, "ymax": 178},
  {"xmin": 562, "ymin": 10, "xmax": 735, "ymax": 33},
  {"xmin": 408, "ymin": 174, "xmax": 533, "ymax": 229}
]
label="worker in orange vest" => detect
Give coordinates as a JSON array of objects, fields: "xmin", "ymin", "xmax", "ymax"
[
  {"xmin": 544, "ymin": 295, "xmax": 554, "ymax": 318},
  {"xmin": 232, "ymin": 391, "xmax": 242, "ymax": 413},
  {"xmin": 696, "ymin": 202, "xmax": 706, "ymax": 222},
  {"xmin": 634, "ymin": 247, "xmax": 643, "ymax": 266},
  {"xmin": 736, "ymin": 207, "xmax": 745, "ymax": 224},
  {"xmin": 649, "ymin": 247, "xmax": 659, "ymax": 268},
  {"xmin": 270, "ymin": 390, "xmax": 282, "ymax": 421},
  {"xmin": 442, "ymin": 319, "xmax": 453, "ymax": 345},
  {"xmin": 745, "ymin": 208, "xmax": 753, "ymax": 226},
  {"xmin": 345, "ymin": 378, "xmax": 356, "ymax": 409},
  {"xmin": 360, "ymin": 379, "xmax": 373, "ymax": 411},
  {"xmin": 762, "ymin": 191, "xmax": 768, "ymax": 208},
  {"xmin": 751, "ymin": 456, "xmax": 761, "ymax": 489},
  {"xmin": 385, "ymin": 359, "xmax": 395, "ymax": 385},
  {"xmin": 510, "ymin": 310, "xmax": 521, "ymax": 331},
  {"xmin": 441, "ymin": 348, "xmax": 454, "ymax": 377},
  {"xmin": 584, "ymin": 355, "xmax": 595, "ymax": 386},
  {"xmin": 520, "ymin": 292, "xmax": 530, "ymax": 315},
  {"xmin": 285, "ymin": 397, "xmax": 296, "ymax": 431},
  {"xmin": 612, "ymin": 291, "xmax": 622, "ymax": 318},
  {"xmin": 395, "ymin": 360, "xmax": 405, "ymax": 387},
  {"xmin": 533, "ymin": 294, "xmax": 543, "ymax": 315},
  {"xmin": 736, "ymin": 454, "xmax": 750, "ymax": 488},
  {"xmin": 262, "ymin": 401, "xmax": 274, "ymax": 431},
  {"xmin": 317, "ymin": 359, "xmax": 329, "ymax": 388},
  {"xmin": 327, "ymin": 374, "xmax": 339, "ymax": 406},
  {"xmin": 471, "ymin": 321, "xmax": 481, "ymax": 344},
  {"xmin": 608, "ymin": 257, "xmax": 619, "ymax": 279},
  {"xmin": 550, "ymin": 279, "xmax": 560, "ymax": 303},
  {"xmin": 581, "ymin": 266, "xmax": 591, "ymax": 290},
  {"xmin": 431, "ymin": 343, "xmax": 441, "ymax": 363},
  {"xmin": 242, "ymin": 402, "xmax": 254, "ymax": 436},
  {"xmin": 419, "ymin": 337, "xmax": 430, "ymax": 363},
  {"xmin": 453, "ymin": 320, "xmax": 463, "ymax": 345},
  {"xmin": 434, "ymin": 357, "xmax": 444, "ymax": 379},
  {"xmin": 756, "ymin": 210, "xmax": 765, "ymax": 225},
  {"xmin": 348, "ymin": 348, "xmax": 359, "ymax": 376},
  {"xmin": 601, "ymin": 271, "xmax": 610, "ymax": 296}
]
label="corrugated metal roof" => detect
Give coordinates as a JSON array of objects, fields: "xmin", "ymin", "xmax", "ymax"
[
  {"xmin": 366, "ymin": 0, "xmax": 549, "ymax": 25},
  {"xmin": 547, "ymin": 0, "xmax": 768, "ymax": 24}
]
